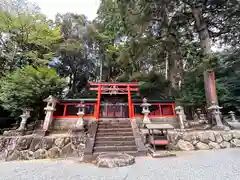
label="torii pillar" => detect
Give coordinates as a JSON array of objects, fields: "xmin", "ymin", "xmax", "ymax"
[
  {"xmin": 204, "ymin": 71, "xmax": 218, "ymax": 124},
  {"xmin": 204, "ymin": 71, "xmax": 218, "ymax": 107}
]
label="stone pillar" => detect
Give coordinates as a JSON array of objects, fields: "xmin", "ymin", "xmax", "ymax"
[
  {"xmin": 175, "ymin": 106, "xmax": 186, "ymax": 130},
  {"xmin": 140, "ymin": 98, "xmax": 151, "ymax": 126},
  {"xmin": 39, "ymin": 95, "xmax": 58, "ymax": 136},
  {"xmin": 229, "ymin": 111, "xmax": 237, "ymax": 122},
  {"xmin": 18, "ymin": 108, "xmax": 32, "ymax": 131}
]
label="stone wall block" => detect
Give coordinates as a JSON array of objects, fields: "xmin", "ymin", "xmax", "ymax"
[
  {"xmin": 29, "ymin": 137, "xmax": 43, "ymax": 152},
  {"xmin": 176, "ymin": 139, "xmax": 195, "ymax": 151},
  {"xmin": 55, "ymin": 137, "xmax": 66, "ymax": 149},
  {"xmin": 214, "ymin": 132, "xmax": 223, "ymax": 143},
  {"xmin": 221, "ymin": 132, "xmax": 232, "ymax": 142},
  {"xmin": 167, "ymin": 143, "xmax": 180, "ymax": 150},
  {"xmin": 41, "ymin": 138, "xmax": 54, "ymax": 150},
  {"xmin": 33, "ymin": 149, "xmax": 47, "ymax": 159},
  {"xmin": 0, "ymin": 137, "xmax": 5, "ymax": 151},
  {"xmin": 198, "ymin": 132, "xmax": 210, "ymax": 143},
  {"xmin": 0, "ymin": 150, "xmax": 6, "ymax": 160},
  {"xmin": 5, "ymin": 150, "xmax": 21, "ymax": 161},
  {"xmin": 64, "ymin": 137, "xmax": 70, "ymax": 145},
  {"xmin": 232, "ymin": 131, "xmax": 240, "ymax": 139},
  {"xmin": 0, "ymin": 137, "xmax": 10, "ymax": 153},
  {"xmin": 60, "ymin": 143, "xmax": 74, "ymax": 158},
  {"xmin": 230, "ymin": 139, "xmax": 240, "ymax": 147},
  {"xmin": 16, "ymin": 136, "xmax": 33, "ymax": 151},
  {"xmin": 220, "ymin": 141, "xmax": 231, "ymax": 148},
  {"xmin": 196, "ymin": 142, "xmax": 210, "ymax": 150},
  {"xmin": 77, "ymin": 151, "xmax": 84, "ymax": 161},
  {"xmin": 208, "ymin": 142, "xmax": 221, "ymax": 149},
  {"xmin": 207, "ymin": 132, "xmax": 216, "ymax": 142},
  {"xmin": 182, "ymin": 133, "xmax": 194, "ymax": 142},
  {"xmin": 19, "ymin": 150, "xmax": 34, "ymax": 160},
  {"xmin": 192, "ymin": 140, "xmax": 199, "ymax": 146},
  {"xmin": 6, "ymin": 138, "xmax": 18, "ymax": 152},
  {"xmin": 71, "ymin": 136, "xmax": 86, "ymax": 149},
  {"xmin": 47, "ymin": 147, "xmax": 60, "ymax": 158}
]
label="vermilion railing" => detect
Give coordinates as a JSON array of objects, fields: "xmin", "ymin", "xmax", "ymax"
[
  {"xmin": 53, "ymin": 102, "xmax": 176, "ymax": 119},
  {"xmin": 133, "ymin": 103, "xmax": 176, "ymax": 118},
  {"xmin": 53, "ymin": 103, "xmax": 95, "ymax": 119}
]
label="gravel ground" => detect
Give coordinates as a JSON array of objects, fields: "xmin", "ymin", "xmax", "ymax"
[{"xmin": 0, "ymin": 149, "xmax": 240, "ymax": 180}]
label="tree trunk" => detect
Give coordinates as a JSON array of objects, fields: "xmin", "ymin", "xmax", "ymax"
[
  {"xmin": 165, "ymin": 51, "xmax": 169, "ymax": 80},
  {"xmin": 192, "ymin": 6, "xmax": 211, "ymax": 55}
]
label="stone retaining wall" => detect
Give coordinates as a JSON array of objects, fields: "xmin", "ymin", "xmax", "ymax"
[
  {"xmin": 0, "ymin": 134, "xmax": 86, "ymax": 161},
  {"xmin": 51, "ymin": 118, "xmax": 95, "ymax": 131},
  {"xmin": 168, "ymin": 130, "xmax": 240, "ymax": 151}
]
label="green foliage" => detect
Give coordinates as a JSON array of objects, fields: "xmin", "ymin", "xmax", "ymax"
[
  {"xmin": 0, "ymin": 66, "xmax": 67, "ymax": 118},
  {"xmin": 0, "ymin": 0, "xmax": 240, "ymax": 119},
  {"xmin": 0, "ymin": 11, "xmax": 61, "ymax": 75},
  {"xmin": 216, "ymin": 49, "xmax": 240, "ymax": 112}
]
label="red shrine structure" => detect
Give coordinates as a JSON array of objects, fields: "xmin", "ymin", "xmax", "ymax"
[{"xmin": 53, "ymin": 82, "xmax": 176, "ymax": 122}]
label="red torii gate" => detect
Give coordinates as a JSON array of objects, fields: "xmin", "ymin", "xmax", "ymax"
[{"xmin": 89, "ymin": 82, "xmax": 139, "ymax": 119}]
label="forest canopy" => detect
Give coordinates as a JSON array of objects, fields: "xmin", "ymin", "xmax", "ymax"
[{"xmin": 0, "ymin": 0, "xmax": 239, "ymax": 118}]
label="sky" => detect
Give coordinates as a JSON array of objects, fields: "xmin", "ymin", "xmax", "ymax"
[{"xmin": 31, "ymin": 0, "xmax": 100, "ymax": 20}]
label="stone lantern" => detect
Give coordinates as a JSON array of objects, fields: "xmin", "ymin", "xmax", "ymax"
[
  {"xmin": 174, "ymin": 106, "xmax": 186, "ymax": 130},
  {"xmin": 140, "ymin": 98, "xmax": 151, "ymax": 125},
  {"xmin": 227, "ymin": 111, "xmax": 240, "ymax": 129},
  {"xmin": 229, "ymin": 111, "xmax": 237, "ymax": 122},
  {"xmin": 196, "ymin": 108, "xmax": 202, "ymax": 119},
  {"xmin": 40, "ymin": 95, "xmax": 58, "ymax": 135},
  {"xmin": 75, "ymin": 100, "xmax": 86, "ymax": 130},
  {"xmin": 18, "ymin": 108, "xmax": 33, "ymax": 131},
  {"xmin": 208, "ymin": 103, "xmax": 229, "ymax": 130}
]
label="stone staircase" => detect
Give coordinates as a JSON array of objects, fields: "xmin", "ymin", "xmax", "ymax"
[{"xmin": 93, "ymin": 119, "xmax": 139, "ymax": 156}]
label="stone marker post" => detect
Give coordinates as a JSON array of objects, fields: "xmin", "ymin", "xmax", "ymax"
[
  {"xmin": 229, "ymin": 111, "xmax": 237, "ymax": 122},
  {"xmin": 175, "ymin": 106, "xmax": 186, "ymax": 130},
  {"xmin": 39, "ymin": 95, "xmax": 58, "ymax": 135},
  {"xmin": 140, "ymin": 98, "xmax": 151, "ymax": 126},
  {"xmin": 18, "ymin": 108, "xmax": 32, "ymax": 131}
]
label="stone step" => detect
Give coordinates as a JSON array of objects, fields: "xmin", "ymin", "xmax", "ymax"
[
  {"xmin": 97, "ymin": 128, "xmax": 133, "ymax": 133},
  {"xmin": 98, "ymin": 124, "xmax": 131, "ymax": 128},
  {"xmin": 98, "ymin": 121, "xmax": 131, "ymax": 125},
  {"xmin": 96, "ymin": 132, "xmax": 133, "ymax": 137},
  {"xmin": 94, "ymin": 145, "xmax": 137, "ymax": 152},
  {"xmin": 96, "ymin": 136, "xmax": 135, "ymax": 142},
  {"xmin": 93, "ymin": 151, "xmax": 140, "ymax": 157},
  {"xmin": 95, "ymin": 140, "xmax": 136, "ymax": 146}
]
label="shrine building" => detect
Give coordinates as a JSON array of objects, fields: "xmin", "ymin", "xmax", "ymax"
[{"xmin": 51, "ymin": 82, "xmax": 177, "ymax": 130}]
